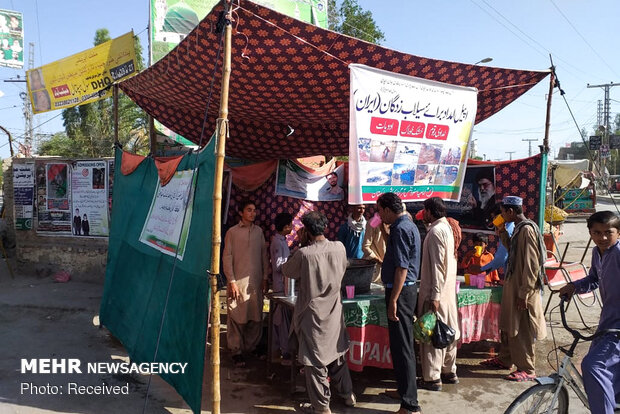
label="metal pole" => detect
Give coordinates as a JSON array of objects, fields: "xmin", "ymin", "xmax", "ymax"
[{"xmin": 210, "ymin": 3, "xmax": 233, "ymax": 414}]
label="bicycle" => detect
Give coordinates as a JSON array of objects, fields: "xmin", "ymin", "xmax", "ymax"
[{"xmin": 504, "ymin": 298, "xmax": 620, "ymax": 414}]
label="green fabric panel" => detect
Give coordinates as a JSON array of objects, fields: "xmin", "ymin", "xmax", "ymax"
[
  {"xmin": 100, "ymin": 139, "xmax": 215, "ymax": 414},
  {"xmin": 457, "ymin": 286, "xmax": 503, "ymax": 307}
]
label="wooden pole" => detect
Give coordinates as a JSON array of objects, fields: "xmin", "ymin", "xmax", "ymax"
[
  {"xmin": 538, "ymin": 69, "xmax": 554, "ymax": 230},
  {"xmin": 0, "ymin": 126, "xmax": 14, "ymax": 157},
  {"xmin": 113, "ymin": 85, "xmax": 119, "ymax": 145},
  {"xmin": 210, "ymin": 4, "xmax": 232, "ymax": 414}
]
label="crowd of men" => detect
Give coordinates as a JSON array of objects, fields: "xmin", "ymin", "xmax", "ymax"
[{"xmin": 222, "ymin": 193, "xmax": 619, "ymax": 414}]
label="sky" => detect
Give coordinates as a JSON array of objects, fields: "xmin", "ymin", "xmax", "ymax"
[{"xmin": 0, "ymin": 0, "xmax": 619, "ymax": 162}]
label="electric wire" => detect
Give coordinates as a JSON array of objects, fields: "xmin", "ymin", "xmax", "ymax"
[{"xmin": 34, "ymin": 0, "xmax": 43, "ymax": 65}]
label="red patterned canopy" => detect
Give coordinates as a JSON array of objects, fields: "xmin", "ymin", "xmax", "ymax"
[{"xmin": 120, "ymin": 1, "xmax": 549, "ymax": 161}]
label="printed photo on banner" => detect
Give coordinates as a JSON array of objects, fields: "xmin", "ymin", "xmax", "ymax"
[
  {"xmin": 0, "ymin": 8, "xmax": 24, "ymax": 69},
  {"xmin": 275, "ymin": 160, "xmax": 346, "ymax": 201},
  {"xmin": 71, "ymin": 161, "xmax": 109, "ymax": 237},
  {"xmin": 348, "ymin": 64, "xmax": 477, "ymax": 204},
  {"xmin": 12, "ymin": 163, "xmax": 34, "ymax": 230},
  {"xmin": 36, "ymin": 161, "xmax": 72, "ymax": 234},
  {"xmin": 139, "ymin": 170, "xmax": 196, "ymax": 260}
]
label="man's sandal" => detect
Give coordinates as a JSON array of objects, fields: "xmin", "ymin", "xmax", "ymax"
[
  {"xmin": 480, "ymin": 357, "xmax": 510, "ymax": 369},
  {"xmin": 505, "ymin": 370, "xmax": 536, "ymax": 382}
]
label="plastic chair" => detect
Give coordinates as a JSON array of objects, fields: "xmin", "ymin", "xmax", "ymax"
[{"xmin": 543, "ymin": 250, "xmax": 601, "ymax": 329}]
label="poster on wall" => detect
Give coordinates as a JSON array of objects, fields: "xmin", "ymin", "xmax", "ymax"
[
  {"xmin": 71, "ymin": 161, "xmax": 109, "ymax": 237},
  {"xmin": 36, "ymin": 162, "xmax": 72, "ymax": 234},
  {"xmin": 139, "ymin": 170, "xmax": 196, "ymax": 260},
  {"xmin": 12, "ymin": 163, "xmax": 34, "ymax": 230},
  {"xmin": 348, "ymin": 64, "xmax": 478, "ymax": 204},
  {"xmin": 275, "ymin": 161, "xmax": 345, "ymax": 201},
  {"xmin": 108, "ymin": 159, "xmax": 114, "ymax": 214},
  {"xmin": 0, "ymin": 9, "xmax": 24, "ymax": 69}
]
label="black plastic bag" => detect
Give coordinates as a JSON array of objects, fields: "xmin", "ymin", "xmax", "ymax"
[{"xmin": 432, "ymin": 315, "xmax": 456, "ymax": 349}]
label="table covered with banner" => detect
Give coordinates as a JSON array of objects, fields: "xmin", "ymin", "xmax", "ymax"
[
  {"xmin": 269, "ymin": 284, "xmax": 503, "ymax": 373},
  {"xmin": 344, "ymin": 285, "xmax": 502, "ymax": 371}
]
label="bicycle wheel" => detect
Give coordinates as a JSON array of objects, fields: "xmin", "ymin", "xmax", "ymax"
[{"xmin": 504, "ymin": 383, "xmax": 569, "ymax": 414}]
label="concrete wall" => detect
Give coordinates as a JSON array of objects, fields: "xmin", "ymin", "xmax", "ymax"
[{"xmin": 4, "ymin": 157, "xmax": 109, "ymax": 283}]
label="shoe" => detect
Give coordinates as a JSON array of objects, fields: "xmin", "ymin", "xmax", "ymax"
[
  {"xmin": 344, "ymin": 393, "xmax": 356, "ymax": 407},
  {"xmin": 251, "ymin": 347, "xmax": 267, "ymax": 361},
  {"xmin": 383, "ymin": 389, "xmax": 400, "ymax": 400},
  {"xmin": 232, "ymin": 354, "xmax": 246, "ymax": 368},
  {"xmin": 298, "ymin": 402, "xmax": 331, "ymax": 413},
  {"xmin": 440, "ymin": 373, "xmax": 459, "ymax": 384},
  {"xmin": 395, "ymin": 408, "xmax": 422, "ymax": 414},
  {"xmin": 505, "ymin": 370, "xmax": 536, "ymax": 382},
  {"xmin": 417, "ymin": 378, "xmax": 442, "ymax": 391},
  {"xmin": 480, "ymin": 357, "xmax": 510, "ymax": 369}
]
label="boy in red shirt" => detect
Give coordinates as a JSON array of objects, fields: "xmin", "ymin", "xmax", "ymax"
[{"xmin": 460, "ymin": 233, "xmax": 499, "ymax": 283}]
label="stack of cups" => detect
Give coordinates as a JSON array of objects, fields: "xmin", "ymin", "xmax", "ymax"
[{"xmin": 284, "ymin": 277, "xmax": 295, "ymax": 297}]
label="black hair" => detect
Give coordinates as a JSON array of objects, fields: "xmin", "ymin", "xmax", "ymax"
[
  {"xmin": 473, "ymin": 233, "xmax": 488, "ymax": 244},
  {"xmin": 326, "ymin": 171, "xmax": 338, "ymax": 179},
  {"xmin": 377, "ymin": 192, "xmax": 404, "ymax": 214},
  {"xmin": 423, "ymin": 197, "xmax": 446, "ymax": 219},
  {"xmin": 274, "ymin": 212, "xmax": 293, "ymax": 231},
  {"xmin": 238, "ymin": 198, "xmax": 255, "ymax": 213},
  {"xmin": 587, "ymin": 211, "xmax": 620, "ymax": 230},
  {"xmin": 301, "ymin": 211, "xmax": 328, "ymax": 236},
  {"xmin": 492, "ymin": 205, "xmax": 502, "ymax": 216},
  {"xmin": 501, "ymin": 204, "xmax": 523, "ymax": 215}
]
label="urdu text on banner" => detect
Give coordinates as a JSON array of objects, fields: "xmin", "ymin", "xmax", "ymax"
[
  {"xmin": 348, "ymin": 64, "xmax": 478, "ymax": 204},
  {"xmin": 26, "ymin": 31, "xmax": 137, "ymax": 114}
]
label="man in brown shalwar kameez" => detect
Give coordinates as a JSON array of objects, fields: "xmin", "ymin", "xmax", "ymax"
[
  {"xmin": 282, "ymin": 211, "xmax": 355, "ymax": 414},
  {"xmin": 417, "ymin": 197, "xmax": 460, "ymax": 391},
  {"xmin": 482, "ymin": 196, "xmax": 547, "ymax": 382},
  {"xmin": 223, "ymin": 199, "xmax": 270, "ymax": 368}
]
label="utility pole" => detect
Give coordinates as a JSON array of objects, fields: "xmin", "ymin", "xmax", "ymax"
[
  {"xmin": 23, "ymin": 42, "xmax": 35, "ymax": 155},
  {"xmin": 588, "ymin": 82, "xmax": 619, "ymax": 190},
  {"xmin": 522, "ymin": 138, "xmax": 538, "ymax": 157},
  {"xmin": 506, "ymin": 151, "xmax": 516, "ymax": 160}
]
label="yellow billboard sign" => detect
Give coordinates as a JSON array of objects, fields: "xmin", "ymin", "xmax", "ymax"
[{"xmin": 27, "ymin": 31, "xmax": 137, "ymax": 114}]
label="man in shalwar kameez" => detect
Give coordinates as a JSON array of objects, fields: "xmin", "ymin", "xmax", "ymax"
[
  {"xmin": 417, "ymin": 197, "xmax": 460, "ymax": 391},
  {"xmin": 223, "ymin": 199, "xmax": 270, "ymax": 368},
  {"xmin": 485, "ymin": 196, "xmax": 547, "ymax": 381},
  {"xmin": 282, "ymin": 211, "xmax": 355, "ymax": 414}
]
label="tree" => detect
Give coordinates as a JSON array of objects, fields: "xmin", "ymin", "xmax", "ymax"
[
  {"xmin": 328, "ymin": 0, "xmax": 385, "ymax": 44},
  {"xmin": 38, "ymin": 29, "xmax": 149, "ymax": 157}
]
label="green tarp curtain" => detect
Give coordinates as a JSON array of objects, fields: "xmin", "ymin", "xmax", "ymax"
[{"xmin": 100, "ymin": 138, "xmax": 215, "ymax": 414}]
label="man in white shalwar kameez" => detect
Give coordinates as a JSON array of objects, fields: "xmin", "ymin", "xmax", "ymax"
[{"xmin": 417, "ymin": 197, "xmax": 460, "ymax": 391}]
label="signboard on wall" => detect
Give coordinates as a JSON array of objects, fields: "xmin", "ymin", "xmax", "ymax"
[
  {"xmin": 12, "ymin": 163, "xmax": 34, "ymax": 230},
  {"xmin": 36, "ymin": 162, "xmax": 72, "ymax": 234},
  {"xmin": 71, "ymin": 161, "xmax": 109, "ymax": 237}
]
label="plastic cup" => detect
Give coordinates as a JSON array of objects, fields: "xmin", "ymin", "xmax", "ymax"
[
  {"xmin": 464, "ymin": 274, "xmax": 471, "ymax": 285},
  {"xmin": 415, "ymin": 210, "xmax": 424, "ymax": 221},
  {"xmin": 455, "ymin": 280, "xmax": 460, "ymax": 294},
  {"xmin": 346, "ymin": 285, "xmax": 355, "ymax": 299},
  {"xmin": 474, "ymin": 245, "xmax": 483, "ymax": 257},
  {"xmin": 477, "ymin": 276, "xmax": 486, "ymax": 289},
  {"xmin": 369, "ymin": 213, "xmax": 382, "ymax": 228},
  {"xmin": 492, "ymin": 214, "xmax": 505, "ymax": 227}
]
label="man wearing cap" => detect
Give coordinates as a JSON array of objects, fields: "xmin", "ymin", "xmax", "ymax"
[
  {"xmin": 377, "ymin": 192, "xmax": 422, "ymax": 414},
  {"xmin": 483, "ymin": 196, "xmax": 547, "ymax": 382}
]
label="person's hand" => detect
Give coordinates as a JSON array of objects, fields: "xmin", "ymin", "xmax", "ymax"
[
  {"xmin": 262, "ymin": 279, "xmax": 269, "ymax": 295},
  {"xmin": 517, "ymin": 297, "xmax": 528, "ymax": 311},
  {"xmin": 387, "ymin": 300, "xmax": 399, "ymax": 321},
  {"xmin": 559, "ymin": 284, "xmax": 576, "ymax": 301},
  {"xmin": 467, "ymin": 194, "xmax": 477, "ymax": 208},
  {"xmin": 430, "ymin": 300, "xmax": 440, "ymax": 313},
  {"xmin": 228, "ymin": 282, "xmax": 241, "ymax": 302}
]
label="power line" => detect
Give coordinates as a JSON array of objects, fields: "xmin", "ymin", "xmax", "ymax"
[{"xmin": 549, "ymin": 0, "xmax": 620, "ymax": 79}]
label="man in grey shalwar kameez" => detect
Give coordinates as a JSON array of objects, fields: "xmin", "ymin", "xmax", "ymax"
[{"xmin": 283, "ymin": 211, "xmax": 355, "ymax": 414}]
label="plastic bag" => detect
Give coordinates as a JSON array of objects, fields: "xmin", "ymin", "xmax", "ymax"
[
  {"xmin": 432, "ymin": 316, "xmax": 456, "ymax": 349},
  {"xmin": 413, "ymin": 311, "xmax": 436, "ymax": 343}
]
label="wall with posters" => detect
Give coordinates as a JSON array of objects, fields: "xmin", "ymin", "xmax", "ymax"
[{"xmin": 4, "ymin": 157, "xmax": 113, "ymax": 282}]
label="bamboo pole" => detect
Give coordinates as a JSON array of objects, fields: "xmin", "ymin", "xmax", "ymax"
[
  {"xmin": 538, "ymin": 70, "xmax": 554, "ymax": 230},
  {"xmin": 210, "ymin": 4, "xmax": 233, "ymax": 414},
  {"xmin": 113, "ymin": 85, "xmax": 119, "ymax": 145}
]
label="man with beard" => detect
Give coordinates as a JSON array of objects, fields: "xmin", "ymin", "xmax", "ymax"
[{"xmin": 470, "ymin": 168, "xmax": 496, "ymax": 228}]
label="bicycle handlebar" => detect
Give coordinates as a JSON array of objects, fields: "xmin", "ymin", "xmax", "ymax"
[{"xmin": 559, "ymin": 297, "xmax": 620, "ymax": 341}]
